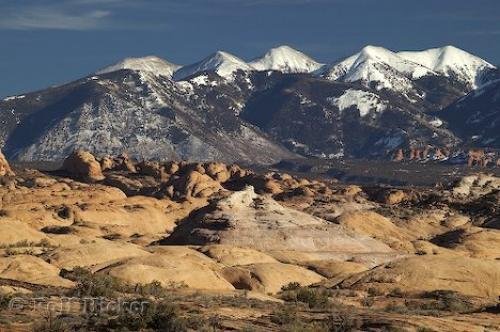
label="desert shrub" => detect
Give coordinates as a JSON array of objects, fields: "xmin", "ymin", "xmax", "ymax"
[
  {"xmin": 280, "ymin": 286, "xmax": 331, "ymax": 309},
  {"xmin": 114, "ymin": 300, "xmax": 187, "ymax": 332},
  {"xmin": 270, "ymin": 305, "xmax": 297, "ymax": 325},
  {"xmin": 361, "ymin": 296, "xmax": 374, "ymax": 307},
  {"xmin": 0, "ymin": 294, "xmax": 12, "ymax": 311},
  {"xmin": 367, "ymin": 287, "xmax": 384, "ymax": 296},
  {"xmin": 0, "ymin": 239, "xmax": 55, "ymax": 250},
  {"xmin": 422, "ymin": 290, "xmax": 474, "ymax": 313},
  {"xmin": 285, "ymin": 320, "xmax": 329, "ymax": 332},
  {"xmin": 61, "ymin": 267, "xmax": 126, "ymax": 298},
  {"xmin": 281, "ymin": 282, "xmax": 301, "ymax": 292},
  {"xmin": 389, "ymin": 287, "xmax": 405, "ymax": 298},
  {"xmin": 33, "ymin": 314, "xmax": 70, "ymax": 332},
  {"xmin": 384, "ymin": 303, "xmax": 409, "ymax": 314},
  {"xmin": 134, "ymin": 280, "xmax": 169, "ymax": 298},
  {"xmin": 325, "ymin": 313, "xmax": 363, "ymax": 332},
  {"xmin": 297, "ymin": 288, "xmax": 330, "ymax": 309},
  {"xmin": 416, "ymin": 328, "xmax": 436, "ymax": 332}
]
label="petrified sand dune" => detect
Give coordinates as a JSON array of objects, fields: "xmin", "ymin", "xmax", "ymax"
[
  {"xmin": 247, "ymin": 263, "xmax": 324, "ymax": 294},
  {"xmin": 0, "ymin": 154, "xmax": 499, "ymax": 330},
  {"xmin": 200, "ymin": 245, "xmax": 279, "ymax": 266},
  {"xmin": 339, "ymin": 255, "xmax": 500, "ymax": 298},
  {"xmin": 0, "ymin": 255, "xmax": 74, "ymax": 288},
  {"xmin": 101, "ymin": 246, "xmax": 235, "ymax": 290},
  {"xmin": 46, "ymin": 240, "xmax": 150, "ymax": 270},
  {"xmin": 0, "ymin": 219, "xmax": 48, "ymax": 246}
]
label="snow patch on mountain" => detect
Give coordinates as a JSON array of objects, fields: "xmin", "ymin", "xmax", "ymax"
[
  {"xmin": 328, "ymin": 89, "xmax": 387, "ymax": 117},
  {"xmin": 249, "ymin": 45, "xmax": 324, "ymax": 73},
  {"xmin": 3, "ymin": 95, "xmax": 25, "ymax": 101},
  {"xmin": 397, "ymin": 46, "xmax": 495, "ymax": 88},
  {"xmin": 429, "ymin": 118, "xmax": 444, "ymax": 127},
  {"xmin": 97, "ymin": 56, "xmax": 181, "ymax": 78},
  {"xmin": 174, "ymin": 51, "xmax": 252, "ymax": 81}
]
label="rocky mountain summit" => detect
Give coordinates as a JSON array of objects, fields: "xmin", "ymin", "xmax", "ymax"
[{"xmin": 1, "ymin": 45, "xmax": 498, "ymax": 163}]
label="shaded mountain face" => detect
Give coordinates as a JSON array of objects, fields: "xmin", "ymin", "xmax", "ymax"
[
  {"xmin": 0, "ymin": 45, "xmax": 498, "ymax": 162},
  {"xmin": 241, "ymin": 74, "xmax": 459, "ymax": 158},
  {"xmin": 438, "ymin": 78, "xmax": 500, "ymax": 148},
  {"xmin": 0, "ymin": 69, "xmax": 294, "ymax": 163}
]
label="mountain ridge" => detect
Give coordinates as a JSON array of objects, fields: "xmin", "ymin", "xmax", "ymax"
[{"xmin": 0, "ymin": 44, "xmax": 498, "ymax": 163}]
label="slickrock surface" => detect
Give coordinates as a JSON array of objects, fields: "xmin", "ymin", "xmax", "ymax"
[{"xmin": 0, "ymin": 151, "xmax": 499, "ymax": 331}]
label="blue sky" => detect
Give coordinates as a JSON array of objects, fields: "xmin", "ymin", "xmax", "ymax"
[{"xmin": 1, "ymin": 0, "xmax": 499, "ymax": 97}]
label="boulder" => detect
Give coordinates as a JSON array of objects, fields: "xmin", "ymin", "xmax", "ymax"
[
  {"xmin": 137, "ymin": 161, "xmax": 168, "ymax": 181},
  {"xmin": 382, "ymin": 189, "xmax": 407, "ymax": 205},
  {"xmin": 62, "ymin": 150, "xmax": 104, "ymax": 181},
  {"xmin": 0, "ymin": 149, "xmax": 14, "ymax": 177},
  {"xmin": 393, "ymin": 148, "xmax": 404, "ymax": 161},
  {"xmin": 343, "ymin": 185, "xmax": 363, "ymax": 197},
  {"xmin": 113, "ymin": 153, "xmax": 137, "ymax": 173},
  {"xmin": 468, "ymin": 149, "xmax": 484, "ymax": 167},
  {"xmin": 100, "ymin": 156, "xmax": 114, "ymax": 171},
  {"xmin": 168, "ymin": 170, "xmax": 223, "ymax": 200},
  {"xmin": 204, "ymin": 162, "xmax": 231, "ymax": 182}
]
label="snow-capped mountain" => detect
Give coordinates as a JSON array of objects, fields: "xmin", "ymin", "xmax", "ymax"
[
  {"xmin": 322, "ymin": 45, "xmax": 434, "ymax": 85},
  {"xmin": 398, "ymin": 46, "xmax": 495, "ymax": 89},
  {"xmin": 96, "ymin": 56, "xmax": 181, "ymax": 78},
  {"xmin": 319, "ymin": 45, "xmax": 497, "ymax": 107},
  {"xmin": 0, "ymin": 44, "xmax": 498, "ymax": 163},
  {"xmin": 173, "ymin": 51, "xmax": 253, "ymax": 81},
  {"xmin": 249, "ymin": 45, "xmax": 324, "ymax": 73}
]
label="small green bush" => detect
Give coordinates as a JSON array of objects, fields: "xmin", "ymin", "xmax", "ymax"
[
  {"xmin": 61, "ymin": 267, "xmax": 125, "ymax": 298},
  {"xmin": 280, "ymin": 286, "xmax": 331, "ymax": 309}
]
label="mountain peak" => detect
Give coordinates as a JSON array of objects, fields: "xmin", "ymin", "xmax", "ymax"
[
  {"xmin": 96, "ymin": 56, "xmax": 181, "ymax": 78},
  {"xmin": 249, "ymin": 45, "xmax": 324, "ymax": 73},
  {"xmin": 322, "ymin": 45, "xmax": 433, "ymax": 88},
  {"xmin": 174, "ymin": 51, "xmax": 252, "ymax": 81},
  {"xmin": 398, "ymin": 45, "xmax": 495, "ymax": 87}
]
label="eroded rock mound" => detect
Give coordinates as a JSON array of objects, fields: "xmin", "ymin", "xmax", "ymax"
[
  {"xmin": 165, "ymin": 170, "xmax": 223, "ymax": 200},
  {"xmin": 452, "ymin": 174, "xmax": 500, "ymax": 197},
  {"xmin": 338, "ymin": 255, "xmax": 500, "ymax": 298},
  {"xmin": 163, "ymin": 186, "xmax": 392, "ymax": 253},
  {"xmin": 0, "ymin": 149, "xmax": 14, "ymax": 177},
  {"xmin": 63, "ymin": 150, "xmax": 104, "ymax": 181}
]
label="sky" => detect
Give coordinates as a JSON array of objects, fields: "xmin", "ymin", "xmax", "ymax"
[{"xmin": 1, "ymin": 0, "xmax": 500, "ymax": 97}]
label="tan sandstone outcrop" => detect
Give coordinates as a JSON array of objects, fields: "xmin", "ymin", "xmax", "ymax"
[
  {"xmin": 164, "ymin": 186, "xmax": 393, "ymax": 254},
  {"xmin": 103, "ymin": 246, "xmax": 235, "ymax": 291},
  {"xmin": 63, "ymin": 150, "xmax": 104, "ymax": 181},
  {"xmin": 0, "ymin": 149, "xmax": 14, "ymax": 177},
  {"xmin": 0, "ymin": 255, "xmax": 74, "ymax": 288},
  {"xmin": 339, "ymin": 255, "xmax": 500, "ymax": 299},
  {"xmin": 166, "ymin": 170, "xmax": 223, "ymax": 200}
]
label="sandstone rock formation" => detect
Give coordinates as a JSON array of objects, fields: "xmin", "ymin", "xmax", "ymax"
[
  {"xmin": 165, "ymin": 170, "xmax": 223, "ymax": 200},
  {"xmin": 0, "ymin": 149, "xmax": 14, "ymax": 177},
  {"xmin": 338, "ymin": 255, "xmax": 500, "ymax": 298},
  {"xmin": 163, "ymin": 186, "xmax": 392, "ymax": 253},
  {"xmin": 63, "ymin": 150, "xmax": 104, "ymax": 181},
  {"xmin": 0, "ymin": 156, "xmax": 499, "ymax": 332}
]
